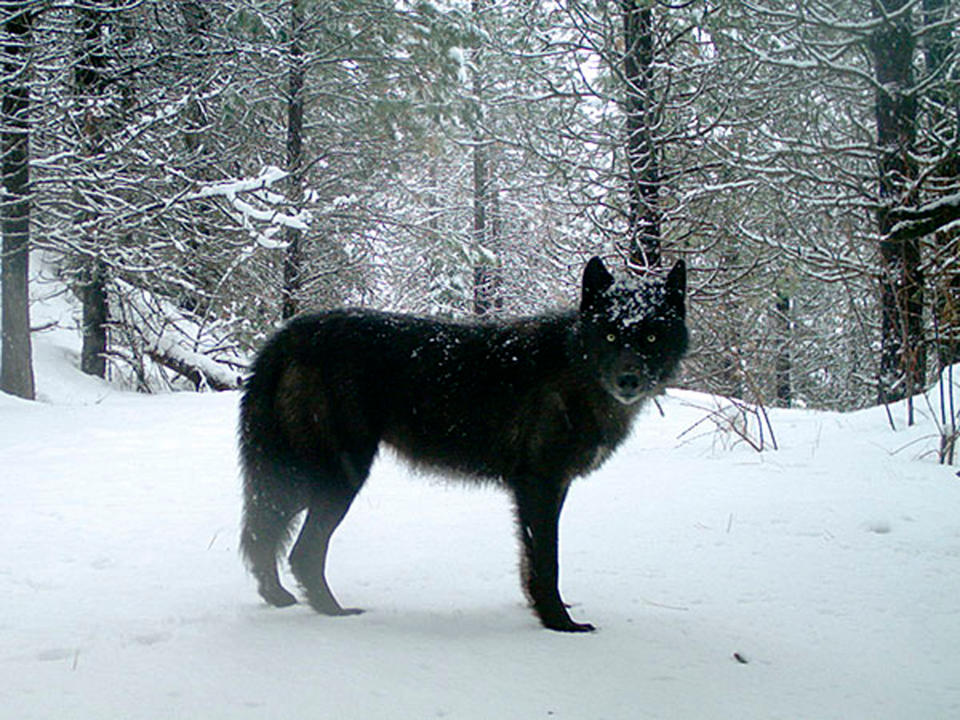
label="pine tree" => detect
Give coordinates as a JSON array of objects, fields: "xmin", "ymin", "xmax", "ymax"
[{"xmin": 1, "ymin": 0, "xmax": 36, "ymax": 399}]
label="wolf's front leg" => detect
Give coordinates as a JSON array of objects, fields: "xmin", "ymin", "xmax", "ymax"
[{"xmin": 512, "ymin": 477, "xmax": 595, "ymax": 633}]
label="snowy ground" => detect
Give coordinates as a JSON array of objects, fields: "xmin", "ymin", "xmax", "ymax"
[{"xmin": 3, "ymin": 301, "xmax": 960, "ymax": 719}]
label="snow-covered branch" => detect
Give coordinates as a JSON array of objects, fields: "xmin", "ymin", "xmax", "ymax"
[
  {"xmin": 888, "ymin": 192, "xmax": 960, "ymax": 241},
  {"xmin": 113, "ymin": 281, "xmax": 244, "ymax": 392}
]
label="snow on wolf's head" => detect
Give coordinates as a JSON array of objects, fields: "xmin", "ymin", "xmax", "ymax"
[{"xmin": 579, "ymin": 256, "xmax": 688, "ymax": 405}]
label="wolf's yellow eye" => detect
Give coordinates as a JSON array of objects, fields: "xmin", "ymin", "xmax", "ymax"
[
  {"xmin": 606, "ymin": 333, "xmax": 616, "ymax": 343},
  {"xmin": 647, "ymin": 333, "xmax": 657, "ymax": 343}
]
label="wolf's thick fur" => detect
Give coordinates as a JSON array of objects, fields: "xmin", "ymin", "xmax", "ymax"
[{"xmin": 239, "ymin": 257, "xmax": 688, "ymax": 632}]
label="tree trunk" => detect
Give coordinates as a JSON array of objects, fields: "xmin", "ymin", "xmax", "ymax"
[
  {"xmin": 179, "ymin": 0, "xmax": 213, "ymax": 156},
  {"xmin": 922, "ymin": 0, "xmax": 951, "ymax": 84},
  {"xmin": 471, "ymin": 0, "xmax": 499, "ymax": 316},
  {"xmin": 281, "ymin": 0, "xmax": 305, "ymax": 321},
  {"xmin": 79, "ymin": 259, "xmax": 108, "ymax": 377},
  {"xmin": 472, "ymin": 134, "xmax": 498, "ymax": 315},
  {"xmin": 146, "ymin": 349, "xmax": 237, "ymax": 392},
  {"xmin": 716, "ymin": 244, "xmax": 742, "ymax": 399},
  {"xmin": 872, "ymin": 0, "xmax": 923, "ymax": 406},
  {"xmin": 1, "ymin": 2, "xmax": 35, "ymax": 400},
  {"xmin": 74, "ymin": 1, "xmax": 112, "ymax": 378},
  {"xmin": 774, "ymin": 290, "xmax": 791, "ymax": 407},
  {"xmin": 176, "ymin": 0, "xmax": 218, "ymax": 315},
  {"xmin": 921, "ymin": 0, "xmax": 960, "ymax": 368},
  {"xmin": 621, "ymin": 0, "xmax": 661, "ymax": 270}
]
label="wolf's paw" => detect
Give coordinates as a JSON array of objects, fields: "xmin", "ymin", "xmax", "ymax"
[
  {"xmin": 259, "ymin": 585, "xmax": 298, "ymax": 608},
  {"xmin": 328, "ymin": 606, "xmax": 365, "ymax": 617},
  {"xmin": 549, "ymin": 619, "xmax": 596, "ymax": 633},
  {"xmin": 306, "ymin": 594, "xmax": 365, "ymax": 617},
  {"xmin": 539, "ymin": 611, "xmax": 596, "ymax": 633}
]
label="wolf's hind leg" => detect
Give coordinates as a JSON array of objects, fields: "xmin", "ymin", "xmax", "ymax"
[
  {"xmin": 289, "ymin": 454, "xmax": 370, "ymax": 616},
  {"xmin": 240, "ymin": 497, "xmax": 303, "ymax": 608}
]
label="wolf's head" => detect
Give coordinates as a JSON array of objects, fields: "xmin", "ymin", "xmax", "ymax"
[{"xmin": 579, "ymin": 256, "xmax": 688, "ymax": 405}]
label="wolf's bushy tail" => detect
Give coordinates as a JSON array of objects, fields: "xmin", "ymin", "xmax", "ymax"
[{"xmin": 238, "ymin": 331, "xmax": 306, "ymax": 606}]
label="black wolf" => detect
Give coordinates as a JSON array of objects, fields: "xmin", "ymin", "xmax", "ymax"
[{"xmin": 239, "ymin": 256, "xmax": 687, "ymax": 632}]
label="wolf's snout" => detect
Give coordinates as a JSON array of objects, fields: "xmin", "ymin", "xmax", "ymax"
[{"xmin": 615, "ymin": 373, "xmax": 641, "ymax": 394}]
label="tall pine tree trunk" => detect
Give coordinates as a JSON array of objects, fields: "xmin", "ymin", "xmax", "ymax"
[
  {"xmin": 922, "ymin": 0, "xmax": 960, "ymax": 367},
  {"xmin": 472, "ymin": 132, "xmax": 499, "ymax": 315},
  {"xmin": 872, "ymin": 0, "xmax": 923, "ymax": 406},
  {"xmin": 471, "ymin": 0, "xmax": 499, "ymax": 316},
  {"xmin": 75, "ymin": 2, "xmax": 111, "ymax": 378},
  {"xmin": 178, "ymin": 0, "xmax": 212, "ymax": 156},
  {"xmin": 281, "ymin": 0, "xmax": 305, "ymax": 320},
  {"xmin": 1, "ymin": 2, "xmax": 35, "ymax": 399},
  {"xmin": 622, "ymin": 0, "xmax": 661, "ymax": 270}
]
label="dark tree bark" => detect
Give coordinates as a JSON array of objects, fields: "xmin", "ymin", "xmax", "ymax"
[
  {"xmin": 920, "ymin": 0, "xmax": 960, "ymax": 367},
  {"xmin": 471, "ymin": 127, "xmax": 490, "ymax": 315},
  {"xmin": 719, "ymin": 246, "xmax": 742, "ymax": 399},
  {"xmin": 872, "ymin": 0, "xmax": 923, "ymax": 405},
  {"xmin": 1, "ymin": 2, "xmax": 35, "ymax": 399},
  {"xmin": 175, "ymin": 0, "xmax": 220, "ymax": 315},
  {"xmin": 281, "ymin": 0, "xmax": 305, "ymax": 321},
  {"xmin": 178, "ymin": 0, "xmax": 213, "ymax": 156},
  {"xmin": 621, "ymin": 0, "xmax": 661, "ymax": 270},
  {"xmin": 471, "ymin": 139, "xmax": 501, "ymax": 316},
  {"xmin": 79, "ymin": 259, "xmax": 108, "ymax": 377},
  {"xmin": 74, "ymin": 1, "xmax": 113, "ymax": 378},
  {"xmin": 774, "ymin": 290, "xmax": 791, "ymax": 407},
  {"xmin": 471, "ymin": 0, "xmax": 500, "ymax": 316}
]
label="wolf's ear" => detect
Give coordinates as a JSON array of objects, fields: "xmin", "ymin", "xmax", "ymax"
[
  {"xmin": 665, "ymin": 259, "xmax": 686, "ymax": 318},
  {"xmin": 581, "ymin": 256, "xmax": 614, "ymax": 312}
]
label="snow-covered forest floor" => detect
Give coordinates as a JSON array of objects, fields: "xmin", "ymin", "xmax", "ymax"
[{"xmin": 3, "ymin": 295, "xmax": 960, "ymax": 720}]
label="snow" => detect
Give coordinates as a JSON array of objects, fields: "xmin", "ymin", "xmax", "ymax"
[
  {"xmin": 190, "ymin": 166, "xmax": 288, "ymax": 200},
  {"xmin": 449, "ymin": 46, "xmax": 470, "ymax": 84},
  {"xmin": 3, "ymin": 311, "xmax": 960, "ymax": 719},
  {"xmin": 187, "ymin": 166, "xmax": 311, "ymax": 247}
]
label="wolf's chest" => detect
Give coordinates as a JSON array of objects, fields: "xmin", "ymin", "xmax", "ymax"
[
  {"xmin": 585, "ymin": 444, "xmax": 615, "ymax": 473},
  {"xmin": 552, "ymin": 398, "xmax": 636, "ymax": 479}
]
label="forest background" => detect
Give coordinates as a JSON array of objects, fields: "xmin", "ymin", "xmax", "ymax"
[{"xmin": 2, "ymin": 0, "xmax": 959, "ymax": 421}]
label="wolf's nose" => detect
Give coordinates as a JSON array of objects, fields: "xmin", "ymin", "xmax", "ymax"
[{"xmin": 616, "ymin": 373, "xmax": 640, "ymax": 394}]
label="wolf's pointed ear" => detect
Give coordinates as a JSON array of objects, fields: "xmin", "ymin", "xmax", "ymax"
[
  {"xmin": 581, "ymin": 256, "xmax": 614, "ymax": 312},
  {"xmin": 665, "ymin": 259, "xmax": 686, "ymax": 318}
]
